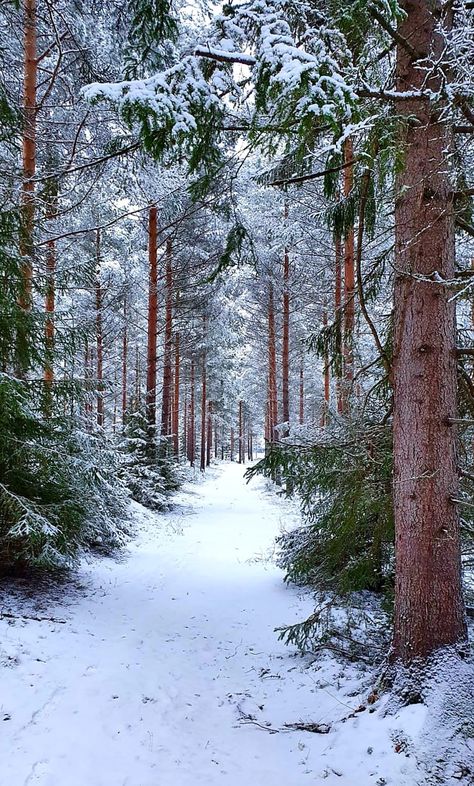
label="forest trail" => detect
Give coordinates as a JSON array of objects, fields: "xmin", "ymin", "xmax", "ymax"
[{"xmin": 0, "ymin": 464, "xmax": 420, "ymax": 786}]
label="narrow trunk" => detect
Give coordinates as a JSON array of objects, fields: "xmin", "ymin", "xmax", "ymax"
[
  {"xmin": 200, "ymin": 353, "xmax": 207, "ymax": 472},
  {"xmin": 43, "ymin": 178, "xmax": 58, "ymax": 410},
  {"xmin": 146, "ymin": 206, "xmax": 158, "ymax": 428},
  {"xmin": 95, "ymin": 230, "xmax": 104, "ymax": 428},
  {"xmin": 267, "ymin": 284, "xmax": 278, "ymax": 443},
  {"xmin": 335, "ymin": 231, "xmax": 343, "ymax": 414},
  {"xmin": 299, "ymin": 357, "xmax": 304, "ymax": 425},
  {"xmin": 230, "ymin": 427, "xmax": 235, "ymax": 462},
  {"xmin": 122, "ymin": 297, "xmax": 128, "ymax": 423},
  {"xmin": 238, "ymin": 400, "xmax": 243, "ymax": 464},
  {"xmin": 321, "ymin": 299, "xmax": 330, "ymax": 426},
  {"xmin": 206, "ymin": 400, "xmax": 212, "ymax": 467},
  {"xmin": 161, "ymin": 237, "xmax": 173, "ymax": 441},
  {"xmin": 392, "ymin": 0, "xmax": 466, "ymax": 662},
  {"xmin": 173, "ymin": 332, "xmax": 180, "ymax": 455},
  {"xmin": 342, "ymin": 138, "xmax": 355, "ymax": 412},
  {"xmin": 282, "ymin": 205, "xmax": 290, "ymax": 437},
  {"xmin": 188, "ymin": 360, "xmax": 195, "ymax": 466}
]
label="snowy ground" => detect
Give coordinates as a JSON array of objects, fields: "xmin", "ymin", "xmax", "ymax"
[{"xmin": 0, "ymin": 463, "xmax": 472, "ymax": 786}]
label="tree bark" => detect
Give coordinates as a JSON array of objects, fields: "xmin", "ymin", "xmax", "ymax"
[
  {"xmin": 238, "ymin": 400, "xmax": 243, "ymax": 464},
  {"xmin": 321, "ymin": 299, "xmax": 330, "ymax": 426},
  {"xmin": 161, "ymin": 237, "xmax": 173, "ymax": 441},
  {"xmin": 173, "ymin": 331, "xmax": 180, "ymax": 455},
  {"xmin": 146, "ymin": 206, "xmax": 158, "ymax": 428},
  {"xmin": 282, "ymin": 204, "xmax": 290, "ymax": 437},
  {"xmin": 342, "ymin": 138, "xmax": 355, "ymax": 412},
  {"xmin": 21, "ymin": 0, "xmax": 37, "ymax": 307},
  {"xmin": 267, "ymin": 284, "xmax": 278, "ymax": 444},
  {"xmin": 44, "ymin": 178, "xmax": 58, "ymax": 409},
  {"xmin": 95, "ymin": 230, "xmax": 104, "ymax": 428},
  {"xmin": 335, "ymin": 231, "xmax": 343, "ymax": 414},
  {"xmin": 188, "ymin": 359, "xmax": 195, "ymax": 466},
  {"xmin": 122, "ymin": 297, "xmax": 128, "ymax": 423},
  {"xmin": 200, "ymin": 352, "xmax": 207, "ymax": 472},
  {"xmin": 299, "ymin": 357, "xmax": 304, "ymax": 425},
  {"xmin": 392, "ymin": 0, "xmax": 466, "ymax": 663},
  {"xmin": 206, "ymin": 400, "xmax": 212, "ymax": 467}
]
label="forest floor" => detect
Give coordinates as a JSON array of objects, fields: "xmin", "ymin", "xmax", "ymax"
[{"xmin": 0, "ymin": 463, "xmax": 473, "ymax": 786}]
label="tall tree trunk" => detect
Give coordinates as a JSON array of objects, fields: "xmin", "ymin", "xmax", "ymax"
[
  {"xmin": 392, "ymin": 0, "xmax": 466, "ymax": 663},
  {"xmin": 299, "ymin": 357, "xmax": 304, "ymax": 425},
  {"xmin": 321, "ymin": 299, "xmax": 330, "ymax": 426},
  {"xmin": 188, "ymin": 359, "xmax": 195, "ymax": 466},
  {"xmin": 282, "ymin": 229, "xmax": 290, "ymax": 437},
  {"xmin": 146, "ymin": 206, "xmax": 158, "ymax": 428},
  {"xmin": 95, "ymin": 230, "xmax": 104, "ymax": 428},
  {"xmin": 161, "ymin": 237, "xmax": 173, "ymax": 441},
  {"xmin": 18, "ymin": 0, "xmax": 37, "ymax": 373},
  {"xmin": 122, "ymin": 297, "xmax": 128, "ymax": 424},
  {"xmin": 342, "ymin": 138, "xmax": 355, "ymax": 412},
  {"xmin": 238, "ymin": 400, "xmax": 243, "ymax": 464},
  {"xmin": 200, "ymin": 352, "xmax": 207, "ymax": 472},
  {"xmin": 267, "ymin": 284, "xmax": 278, "ymax": 444},
  {"xmin": 206, "ymin": 400, "xmax": 212, "ymax": 467},
  {"xmin": 335, "ymin": 231, "xmax": 343, "ymax": 414},
  {"xmin": 230, "ymin": 426, "xmax": 235, "ymax": 461},
  {"xmin": 173, "ymin": 331, "xmax": 180, "ymax": 455},
  {"xmin": 43, "ymin": 178, "xmax": 58, "ymax": 410}
]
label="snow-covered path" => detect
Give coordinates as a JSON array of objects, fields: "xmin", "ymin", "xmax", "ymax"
[{"xmin": 0, "ymin": 464, "xmax": 423, "ymax": 786}]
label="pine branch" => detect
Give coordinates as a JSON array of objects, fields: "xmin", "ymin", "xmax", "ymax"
[{"xmin": 367, "ymin": 4, "xmax": 420, "ymax": 60}]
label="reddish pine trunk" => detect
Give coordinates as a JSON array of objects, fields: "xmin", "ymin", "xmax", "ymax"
[
  {"xmin": 95, "ymin": 230, "xmax": 104, "ymax": 428},
  {"xmin": 335, "ymin": 232, "xmax": 343, "ymax": 414},
  {"xmin": 200, "ymin": 353, "xmax": 207, "ymax": 472},
  {"xmin": 161, "ymin": 238, "xmax": 173, "ymax": 440},
  {"xmin": 282, "ymin": 227, "xmax": 290, "ymax": 436},
  {"xmin": 146, "ymin": 207, "xmax": 158, "ymax": 427},
  {"xmin": 173, "ymin": 332, "xmax": 180, "ymax": 455},
  {"xmin": 342, "ymin": 138, "xmax": 355, "ymax": 412},
  {"xmin": 267, "ymin": 284, "xmax": 278, "ymax": 443},
  {"xmin": 392, "ymin": 0, "xmax": 466, "ymax": 663},
  {"xmin": 20, "ymin": 0, "xmax": 37, "ymax": 309},
  {"xmin": 122, "ymin": 298, "xmax": 128, "ymax": 423}
]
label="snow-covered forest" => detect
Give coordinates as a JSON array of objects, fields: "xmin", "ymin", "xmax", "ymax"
[{"xmin": 0, "ymin": 0, "xmax": 473, "ymax": 783}]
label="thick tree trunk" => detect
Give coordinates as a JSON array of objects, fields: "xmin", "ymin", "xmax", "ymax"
[
  {"xmin": 146, "ymin": 207, "xmax": 158, "ymax": 428},
  {"xmin": 95, "ymin": 230, "xmax": 104, "ymax": 428},
  {"xmin": 342, "ymin": 138, "xmax": 355, "ymax": 412},
  {"xmin": 392, "ymin": 0, "xmax": 466, "ymax": 663},
  {"xmin": 21, "ymin": 0, "xmax": 37, "ymax": 307},
  {"xmin": 173, "ymin": 332, "xmax": 180, "ymax": 455}
]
